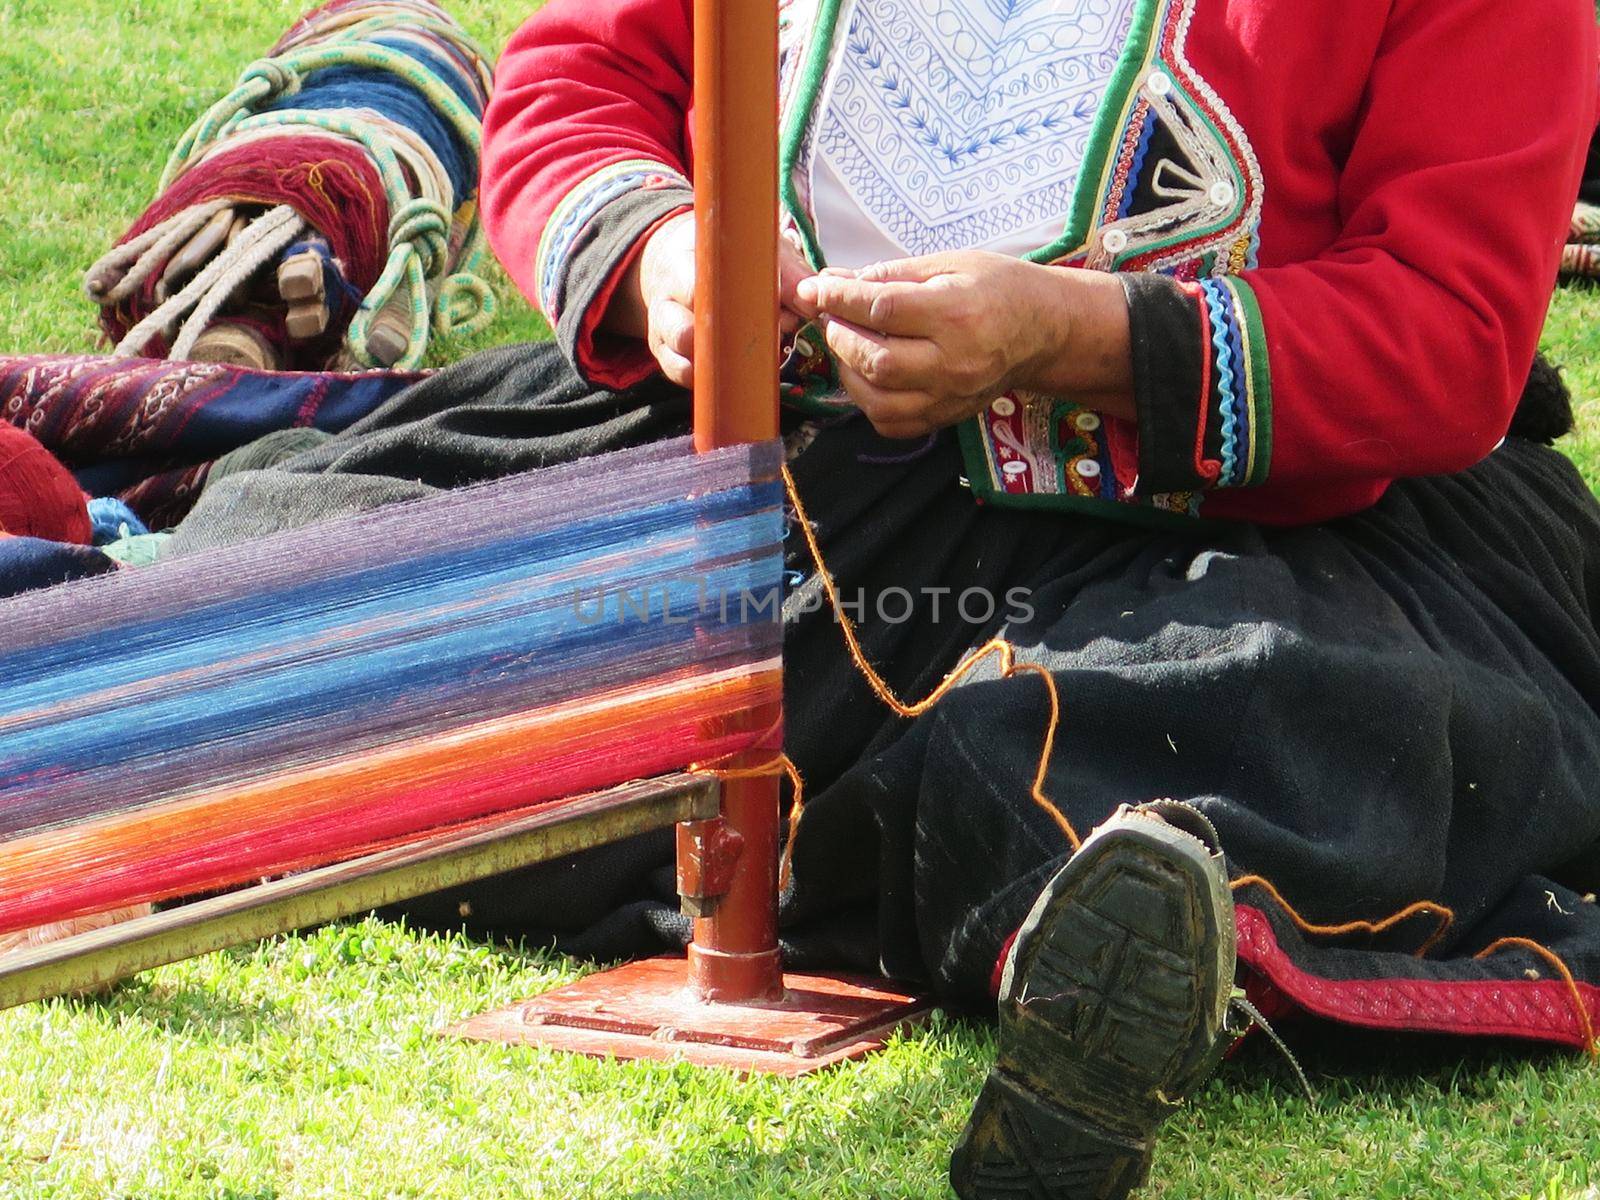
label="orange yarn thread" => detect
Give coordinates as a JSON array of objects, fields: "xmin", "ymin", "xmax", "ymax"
[
  {"xmin": 1476, "ymin": 936, "xmax": 1599, "ymax": 1060},
  {"xmin": 1230, "ymin": 874, "xmax": 1456, "ymax": 958},
  {"xmin": 782, "ymin": 464, "xmax": 1081, "ymax": 851},
  {"xmin": 687, "ymin": 751, "xmax": 808, "ymax": 891}
]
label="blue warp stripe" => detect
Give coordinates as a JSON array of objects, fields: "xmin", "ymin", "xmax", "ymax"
[
  {"xmin": 0, "ymin": 482, "xmax": 783, "ymax": 832},
  {"xmin": 0, "ymin": 481, "xmax": 778, "ymax": 691}
]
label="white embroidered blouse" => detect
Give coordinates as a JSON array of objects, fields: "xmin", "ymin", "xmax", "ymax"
[{"xmin": 812, "ymin": 0, "xmax": 1140, "ymax": 267}]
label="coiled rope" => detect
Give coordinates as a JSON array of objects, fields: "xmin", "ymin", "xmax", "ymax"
[{"xmin": 87, "ymin": 0, "xmax": 494, "ymax": 370}]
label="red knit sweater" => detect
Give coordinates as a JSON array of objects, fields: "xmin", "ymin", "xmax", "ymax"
[{"xmin": 482, "ymin": 0, "xmax": 1597, "ymax": 527}]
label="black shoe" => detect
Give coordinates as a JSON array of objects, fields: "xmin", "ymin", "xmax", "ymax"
[{"xmin": 949, "ymin": 802, "xmax": 1236, "ymax": 1200}]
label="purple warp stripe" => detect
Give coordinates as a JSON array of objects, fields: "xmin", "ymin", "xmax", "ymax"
[{"xmin": 0, "ymin": 436, "xmax": 780, "ymax": 657}]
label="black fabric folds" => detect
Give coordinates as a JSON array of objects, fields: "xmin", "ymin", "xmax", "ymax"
[{"xmin": 170, "ymin": 342, "xmax": 1600, "ymax": 1037}]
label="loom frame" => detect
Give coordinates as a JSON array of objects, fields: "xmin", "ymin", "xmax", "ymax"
[
  {"xmin": 455, "ymin": 0, "xmax": 932, "ymax": 1073},
  {"xmin": 0, "ymin": 0, "xmax": 929, "ymax": 1077},
  {"xmin": 0, "ymin": 776, "xmax": 718, "ymax": 1011}
]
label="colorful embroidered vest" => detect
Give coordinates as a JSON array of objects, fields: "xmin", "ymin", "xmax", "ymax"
[{"xmin": 776, "ymin": 0, "xmax": 1268, "ymax": 522}]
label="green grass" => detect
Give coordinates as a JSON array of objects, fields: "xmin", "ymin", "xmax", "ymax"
[{"xmin": 2, "ymin": 3, "xmax": 1599, "ymax": 1197}]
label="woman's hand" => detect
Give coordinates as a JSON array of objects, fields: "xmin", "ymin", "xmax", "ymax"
[
  {"xmin": 603, "ymin": 211, "xmax": 814, "ymax": 389},
  {"xmin": 791, "ymin": 251, "xmax": 1134, "ymax": 439}
]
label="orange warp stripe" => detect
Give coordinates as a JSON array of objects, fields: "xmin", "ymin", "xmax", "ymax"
[{"xmin": 0, "ymin": 667, "xmax": 780, "ymax": 903}]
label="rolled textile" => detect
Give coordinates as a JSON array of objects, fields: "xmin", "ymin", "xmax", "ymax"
[
  {"xmin": 85, "ymin": 0, "xmax": 495, "ymax": 371},
  {"xmin": 0, "ymin": 354, "xmax": 422, "ymax": 529}
]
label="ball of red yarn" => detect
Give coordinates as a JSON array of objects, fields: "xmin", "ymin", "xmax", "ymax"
[{"xmin": 0, "ymin": 422, "xmax": 92, "ymax": 545}]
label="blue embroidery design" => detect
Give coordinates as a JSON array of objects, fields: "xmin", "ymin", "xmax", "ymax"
[{"xmin": 817, "ymin": 0, "xmax": 1140, "ymax": 256}]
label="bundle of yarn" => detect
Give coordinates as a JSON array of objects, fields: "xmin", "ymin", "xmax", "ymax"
[
  {"xmin": 0, "ymin": 422, "xmax": 91, "ymax": 546},
  {"xmin": 85, "ymin": 0, "xmax": 495, "ymax": 372}
]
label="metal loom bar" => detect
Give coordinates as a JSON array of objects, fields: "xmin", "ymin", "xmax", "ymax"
[{"xmin": 0, "ymin": 776, "xmax": 719, "ymax": 1011}]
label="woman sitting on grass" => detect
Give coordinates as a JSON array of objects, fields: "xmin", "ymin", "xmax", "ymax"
[
  {"xmin": 58, "ymin": 0, "xmax": 1585, "ymax": 1196},
  {"xmin": 465, "ymin": 1, "xmax": 1600, "ymax": 1195}
]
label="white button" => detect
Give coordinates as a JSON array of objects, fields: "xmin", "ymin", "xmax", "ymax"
[
  {"xmin": 1075, "ymin": 459, "xmax": 1102, "ymax": 479},
  {"xmin": 1209, "ymin": 181, "xmax": 1235, "ymax": 208},
  {"xmin": 1002, "ymin": 460, "xmax": 1029, "ymax": 477},
  {"xmin": 990, "ymin": 396, "xmax": 1017, "ymax": 417},
  {"xmin": 1147, "ymin": 70, "xmax": 1172, "ymax": 97},
  {"xmin": 1101, "ymin": 228, "xmax": 1129, "ymax": 255},
  {"xmin": 1074, "ymin": 412, "xmax": 1102, "ymax": 432}
]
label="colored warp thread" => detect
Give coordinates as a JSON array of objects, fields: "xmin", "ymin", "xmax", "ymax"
[
  {"xmin": 0, "ymin": 437, "xmax": 784, "ymax": 933},
  {"xmin": 87, "ymin": 0, "xmax": 494, "ymax": 370}
]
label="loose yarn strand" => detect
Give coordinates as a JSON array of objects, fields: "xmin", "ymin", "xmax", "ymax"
[
  {"xmin": 689, "ymin": 752, "xmax": 809, "ymax": 893},
  {"xmin": 1477, "ymin": 936, "xmax": 1599, "ymax": 1060},
  {"xmin": 781, "ymin": 464, "xmax": 1080, "ymax": 851},
  {"xmin": 1229, "ymin": 873, "xmax": 1456, "ymax": 958}
]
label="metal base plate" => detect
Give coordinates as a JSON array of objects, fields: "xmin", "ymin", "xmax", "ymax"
[{"xmin": 449, "ymin": 956, "xmax": 931, "ymax": 1077}]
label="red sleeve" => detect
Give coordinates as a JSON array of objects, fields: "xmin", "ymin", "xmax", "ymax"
[
  {"xmin": 1124, "ymin": 0, "xmax": 1598, "ymax": 522},
  {"xmin": 481, "ymin": 0, "xmax": 696, "ymax": 388}
]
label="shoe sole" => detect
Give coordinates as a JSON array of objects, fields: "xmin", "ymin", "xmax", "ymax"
[{"xmin": 950, "ymin": 816, "xmax": 1234, "ymax": 1200}]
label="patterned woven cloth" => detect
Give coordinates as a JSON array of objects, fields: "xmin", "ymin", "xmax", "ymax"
[{"xmin": 0, "ymin": 355, "xmax": 421, "ymax": 529}]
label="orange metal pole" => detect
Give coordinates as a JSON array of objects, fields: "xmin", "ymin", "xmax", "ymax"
[{"xmin": 686, "ymin": 0, "xmax": 785, "ymax": 1003}]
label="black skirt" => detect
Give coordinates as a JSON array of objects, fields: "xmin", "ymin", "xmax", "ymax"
[{"xmin": 173, "ymin": 342, "xmax": 1600, "ymax": 1050}]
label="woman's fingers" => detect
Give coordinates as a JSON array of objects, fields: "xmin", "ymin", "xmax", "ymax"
[
  {"xmin": 650, "ymin": 298, "xmax": 694, "ymax": 358},
  {"xmin": 793, "ymin": 274, "xmax": 937, "ymax": 335},
  {"xmin": 779, "ymin": 239, "xmax": 814, "ymax": 310},
  {"xmin": 649, "ymin": 298, "xmax": 695, "ymax": 387},
  {"xmin": 853, "ymin": 252, "xmax": 968, "ymax": 284},
  {"xmin": 822, "ymin": 318, "xmax": 944, "ymax": 392},
  {"xmin": 835, "ymin": 358, "xmax": 947, "ymax": 438},
  {"xmin": 657, "ymin": 347, "xmax": 694, "ymax": 390}
]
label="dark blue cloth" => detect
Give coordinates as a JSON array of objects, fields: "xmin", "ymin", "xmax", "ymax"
[{"xmin": 0, "ymin": 537, "xmax": 115, "ymax": 598}]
